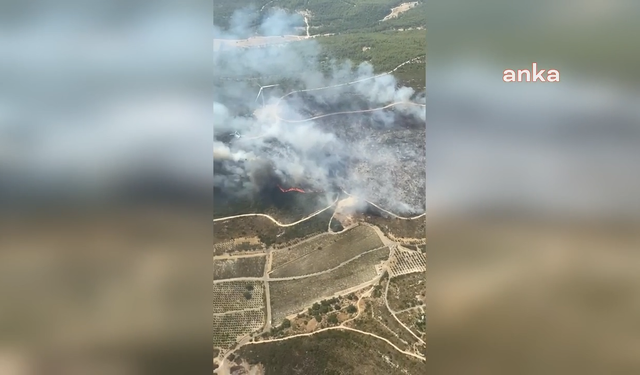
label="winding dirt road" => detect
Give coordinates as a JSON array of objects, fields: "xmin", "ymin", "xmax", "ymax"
[
  {"xmin": 213, "ymin": 194, "xmax": 339, "ymax": 225},
  {"xmin": 242, "ymin": 55, "xmax": 425, "ymax": 141}
]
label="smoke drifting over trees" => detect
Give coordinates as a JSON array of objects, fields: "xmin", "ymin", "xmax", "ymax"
[{"xmin": 214, "ymin": 8, "xmax": 426, "ymax": 215}]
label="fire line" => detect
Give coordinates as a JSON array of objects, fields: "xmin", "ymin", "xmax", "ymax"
[{"xmin": 277, "ymin": 184, "xmax": 325, "ymax": 194}]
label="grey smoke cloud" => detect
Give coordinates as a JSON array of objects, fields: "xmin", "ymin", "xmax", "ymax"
[
  {"xmin": 259, "ymin": 8, "xmax": 304, "ymax": 36},
  {"xmin": 214, "ymin": 8, "xmax": 426, "ymax": 214}
]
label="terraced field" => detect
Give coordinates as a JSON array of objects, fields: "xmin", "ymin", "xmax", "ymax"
[
  {"xmin": 270, "ymin": 225, "xmax": 383, "ymax": 277},
  {"xmin": 213, "ymin": 237, "xmax": 265, "ymax": 256},
  {"xmin": 213, "ymin": 281, "xmax": 265, "ymax": 314},
  {"xmin": 270, "ymin": 246, "xmax": 389, "ymax": 323},
  {"xmin": 213, "ymin": 309, "xmax": 265, "ymax": 349},
  {"xmin": 214, "ymin": 256, "xmax": 267, "ymax": 280}
]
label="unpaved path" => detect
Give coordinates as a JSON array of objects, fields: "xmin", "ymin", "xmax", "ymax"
[
  {"xmin": 384, "ymin": 273, "xmax": 426, "ymax": 345},
  {"xmin": 246, "ymin": 325, "xmax": 424, "ymax": 359},
  {"xmin": 392, "ymin": 304, "xmax": 424, "ymax": 315},
  {"xmin": 214, "ymin": 252, "xmax": 266, "ymax": 260},
  {"xmin": 263, "ymin": 251, "xmax": 273, "ymax": 332},
  {"xmin": 276, "ymin": 101, "xmax": 425, "ymax": 123},
  {"xmin": 344, "ymin": 189, "xmax": 425, "ymax": 220},
  {"xmin": 213, "ymin": 194, "xmax": 338, "ymax": 225},
  {"xmin": 214, "ymin": 245, "xmax": 387, "ymax": 284}
]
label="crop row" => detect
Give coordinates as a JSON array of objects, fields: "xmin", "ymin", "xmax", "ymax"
[
  {"xmin": 213, "ymin": 309, "xmax": 265, "ymax": 349},
  {"xmin": 388, "ymin": 249, "xmax": 426, "ymax": 277},
  {"xmin": 213, "ymin": 281, "xmax": 265, "ymax": 314}
]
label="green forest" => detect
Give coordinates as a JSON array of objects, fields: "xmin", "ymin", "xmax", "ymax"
[
  {"xmin": 214, "ymin": 0, "xmax": 426, "ymax": 88},
  {"xmin": 214, "ymin": 0, "xmax": 425, "ymax": 35},
  {"xmin": 317, "ymin": 30, "xmax": 425, "ymax": 88}
]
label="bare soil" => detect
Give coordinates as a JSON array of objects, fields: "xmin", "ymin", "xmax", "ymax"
[{"xmin": 382, "ymin": 2, "xmax": 419, "ymax": 21}]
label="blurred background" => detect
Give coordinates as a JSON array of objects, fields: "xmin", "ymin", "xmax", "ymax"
[
  {"xmin": 0, "ymin": 1, "xmax": 211, "ymax": 374},
  {"xmin": 427, "ymin": 1, "xmax": 640, "ymax": 374}
]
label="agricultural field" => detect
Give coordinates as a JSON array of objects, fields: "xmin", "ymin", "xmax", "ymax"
[
  {"xmin": 213, "ymin": 309, "xmax": 266, "ymax": 350},
  {"xmin": 212, "ymin": 281, "xmax": 265, "ymax": 314},
  {"xmin": 214, "ymin": 255, "xmax": 267, "ymax": 280},
  {"xmin": 388, "ymin": 248, "xmax": 427, "ymax": 277},
  {"xmin": 213, "ymin": 237, "xmax": 265, "ymax": 256},
  {"xmin": 386, "ymin": 272, "xmax": 426, "ymax": 312},
  {"xmin": 269, "ymin": 246, "xmax": 389, "ymax": 323},
  {"xmin": 270, "ymin": 225, "xmax": 384, "ymax": 277},
  {"xmin": 270, "ymin": 233, "xmax": 335, "ymax": 269}
]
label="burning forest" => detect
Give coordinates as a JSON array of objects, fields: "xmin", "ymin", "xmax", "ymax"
[{"xmin": 214, "ymin": 8, "xmax": 426, "ymax": 220}]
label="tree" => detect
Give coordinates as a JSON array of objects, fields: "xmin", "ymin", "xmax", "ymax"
[
  {"xmin": 327, "ymin": 313, "xmax": 338, "ymax": 325},
  {"xmin": 282, "ymin": 319, "xmax": 291, "ymax": 329},
  {"xmin": 346, "ymin": 304, "xmax": 357, "ymax": 314},
  {"xmin": 373, "ymin": 287, "xmax": 382, "ymax": 298},
  {"xmin": 243, "ymin": 291, "xmax": 252, "ymax": 300}
]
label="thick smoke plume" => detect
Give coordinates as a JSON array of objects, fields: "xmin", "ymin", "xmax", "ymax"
[{"xmin": 214, "ymin": 8, "xmax": 426, "ymax": 215}]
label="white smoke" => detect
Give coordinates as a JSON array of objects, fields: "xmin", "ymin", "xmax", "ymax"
[{"xmin": 214, "ymin": 8, "xmax": 426, "ymax": 214}]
